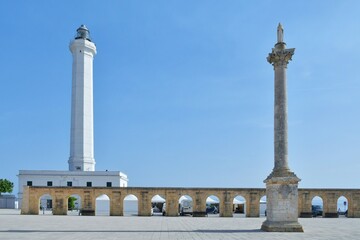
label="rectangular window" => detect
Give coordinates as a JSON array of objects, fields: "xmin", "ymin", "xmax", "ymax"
[
  {"xmin": 27, "ymin": 181, "xmax": 32, "ymax": 186},
  {"xmin": 106, "ymin": 182, "xmax": 112, "ymax": 187},
  {"xmin": 86, "ymin": 182, "xmax": 92, "ymax": 187},
  {"xmin": 47, "ymin": 181, "xmax": 53, "ymax": 187},
  {"xmin": 67, "ymin": 181, "xmax": 72, "ymax": 187}
]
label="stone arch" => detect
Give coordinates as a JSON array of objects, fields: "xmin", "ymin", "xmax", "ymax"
[
  {"xmin": 311, "ymin": 196, "xmax": 324, "ymax": 217},
  {"xmin": 180, "ymin": 193, "xmax": 196, "ymax": 205},
  {"xmin": 123, "ymin": 194, "xmax": 139, "ymax": 216},
  {"xmin": 206, "ymin": 194, "xmax": 220, "ymax": 217},
  {"xmin": 337, "ymin": 195, "xmax": 348, "ymax": 217},
  {"xmin": 233, "ymin": 195, "xmax": 246, "ymax": 217},
  {"xmin": 95, "ymin": 194, "xmax": 110, "ymax": 216},
  {"xmin": 151, "ymin": 194, "xmax": 166, "ymax": 216},
  {"xmin": 39, "ymin": 193, "xmax": 53, "ymax": 215},
  {"xmin": 260, "ymin": 195, "xmax": 266, "ymax": 217}
]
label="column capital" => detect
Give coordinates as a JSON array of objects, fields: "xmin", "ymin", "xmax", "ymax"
[{"xmin": 267, "ymin": 45, "xmax": 295, "ymax": 68}]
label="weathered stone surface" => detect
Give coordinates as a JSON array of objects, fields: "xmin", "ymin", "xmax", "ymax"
[
  {"xmin": 262, "ymin": 177, "xmax": 303, "ymax": 232},
  {"xmin": 21, "ymin": 186, "xmax": 360, "ymax": 219},
  {"xmin": 262, "ymin": 24, "xmax": 303, "ymax": 232},
  {"xmin": 261, "ymin": 220, "xmax": 304, "ymax": 232}
]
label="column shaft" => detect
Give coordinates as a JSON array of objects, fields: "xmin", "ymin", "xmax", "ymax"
[{"xmin": 274, "ymin": 65, "xmax": 289, "ymax": 171}]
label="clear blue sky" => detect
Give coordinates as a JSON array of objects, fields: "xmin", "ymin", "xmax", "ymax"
[{"xmin": 1, "ymin": 1, "xmax": 360, "ymax": 196}]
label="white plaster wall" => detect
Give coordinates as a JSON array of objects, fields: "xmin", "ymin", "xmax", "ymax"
[{"xmin": 0, "ymin": 195, "xmax": 16, "ymax": 209}]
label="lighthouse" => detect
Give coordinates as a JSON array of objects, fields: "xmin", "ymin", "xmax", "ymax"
[
  {"xmin": 18, "ymin": 25, "xmax": 128, "ymax": 208},
  {"xmin": 68, "ymin": 25, "xmax": 97, "ymax": 171}
]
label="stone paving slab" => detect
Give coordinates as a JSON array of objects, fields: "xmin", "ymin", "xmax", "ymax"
[{"xmin": 0, "ymin": 210, "xmax": 359, "ymax": 240}]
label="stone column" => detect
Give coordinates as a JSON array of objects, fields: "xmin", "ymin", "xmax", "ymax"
[
  {"xmin": 246, "ymin": 192, "xmax": 260, "ymax": 217},
  {"xmin": 82, "ymin": 190, "xmax": 95, "ymax": 215},
  {"xmin": 21, "ymin": 187, "xmax": 39, "ymax": 215},
  {"xmin": 220, "ymin": 191, "xmax": 233, "ymax": 217},
  {"xmin": 192, "ymin": 191, "xmax": 206, "ymax": 217},
  {"xmin": 110, "ymin": 191, "xmax": 123, "ymax": 216},
  {"xmin": 165, "ymin": 191, "xmax": 180, "ymax": 216},
  {"xmin": 53, "ymin": 191, "xmax": 67, "ymax": 215},
  {"xmin": 351, "ymin": 192, "xmax": 360, "ymax": 217},
  {"xmin": 324, "ymin": 192, "xmax": 338, "ymax": 218},
  {"xmin": 298, "ymin": 191, "xmax": 312, "ymax": 218},
  {"xmin": 20, "ymin": 187, "xmax": 30, "ymax": 215},
  {"xmin": 261, "ymin": 24, "xmax": 303, "ymax": 232},
  {"xmin": 138, "ymin": 191, "xmax": 151, "ymax": 216}
]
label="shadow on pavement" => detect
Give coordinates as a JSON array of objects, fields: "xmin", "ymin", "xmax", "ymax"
[{"xmin": 3, "ymin": 229, "xmax": 262, "ymax": 233}]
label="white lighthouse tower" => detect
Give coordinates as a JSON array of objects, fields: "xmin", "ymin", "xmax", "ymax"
[
  {"xmin": 18, "ymin": 25, "xmax": 128, "ymax": 208},
  {"xmin": 68, "ymin": 25, "xmax": 96, "ymax": 171}
]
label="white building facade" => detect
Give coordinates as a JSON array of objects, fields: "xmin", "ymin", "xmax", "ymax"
[
  {"xmin": 18, "ymin": 25, "xmax": 128, "ymax": 208},
  {"xmin": 18, "ymin": 171, "xmax": 128, "ymax": 189}
]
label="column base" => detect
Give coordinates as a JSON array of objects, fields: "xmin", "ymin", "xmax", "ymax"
[
  {"xmin": 262, "ymin": 171, "xmax": 303, "ymax": 232},
  {"xmin": 193, "ymin": 212, "xmax": 206, "ymax": 217},
  {"xmin": 324, "ymin": 213, "xmax": 339, "ymax": 218},
  {"xmin": 299, "ymin": 212, "xmax": 312, "ymax": 218},
  {"xmin": 261, "ymin": 220, "xmax": 303, "ymax": 232}
]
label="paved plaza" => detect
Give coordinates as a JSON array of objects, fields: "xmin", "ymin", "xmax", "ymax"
[{"xmin": 0, "ymin": 210, "xmax": 359, "ymax": 240}]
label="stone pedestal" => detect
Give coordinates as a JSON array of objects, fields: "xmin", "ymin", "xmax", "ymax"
[{"xmin": 261, "ymin": 174, "xmax": 303, "ymax": 232}]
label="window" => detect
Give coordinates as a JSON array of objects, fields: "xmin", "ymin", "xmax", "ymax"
[
  {"xmin": 67, "ymin": 181, "xmax": 72, "ymax": 187},
  {"xmin": 86, "ymin": 182, "xmax": 92, "ymax": 187},
  {"xmin": 76, "ymin": 166, "xmax": 81, "ymax": 170},
  {"xmin": 106, "ymin": 182, "xmax": 112, "ymax": 187},
  {"xmin": 47, "ymin": 181, "xmax": 53, "ymax": 187},
  {"xmin": 27, "ymin": 181, "xmax": 32, "ymax": 186}
]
